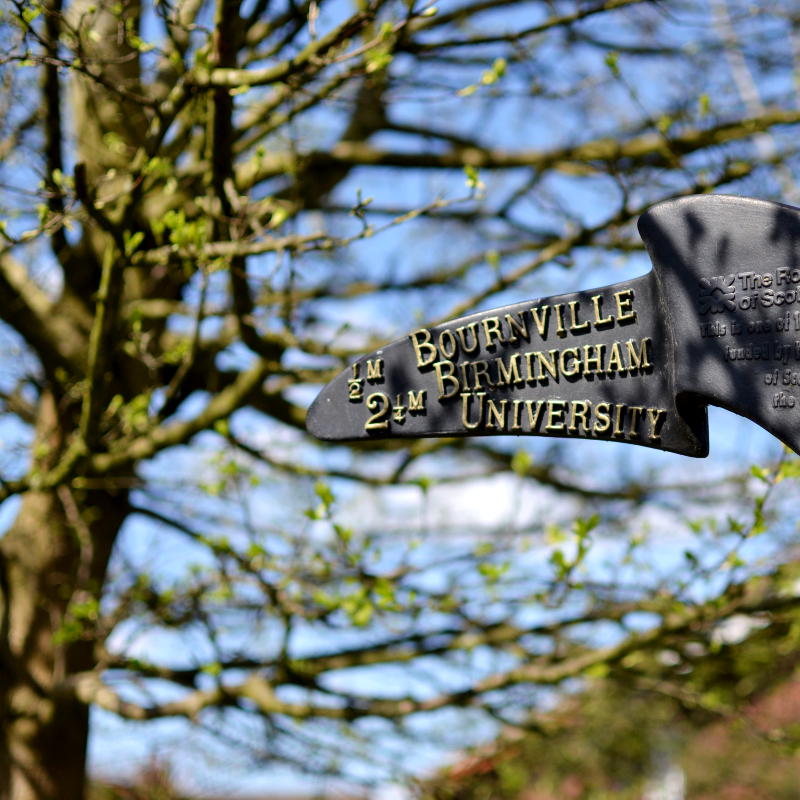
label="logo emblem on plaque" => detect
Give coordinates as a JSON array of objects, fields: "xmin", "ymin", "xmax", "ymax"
[{"xmin": 698, "ymin": 275, "xmax": 736, "ymax": 314}]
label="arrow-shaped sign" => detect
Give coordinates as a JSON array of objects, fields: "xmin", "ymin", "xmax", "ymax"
[{"xmin": 307, "ymin": 195, "xmax": 800, "ymax": 457}]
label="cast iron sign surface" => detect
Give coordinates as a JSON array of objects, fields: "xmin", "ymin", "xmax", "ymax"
[{"xmin": 307, "ymin": 195, "xmax": 800, "ymax": 457}]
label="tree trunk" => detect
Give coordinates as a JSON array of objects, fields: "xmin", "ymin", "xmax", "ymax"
[{"xmin": 0, "ymin": 393, "xmax": 130, "ymax": 800}]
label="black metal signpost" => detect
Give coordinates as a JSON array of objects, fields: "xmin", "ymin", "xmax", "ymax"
[{"xmin": 307, "ymin": 195, "xmax": 800, "ymax": 457}]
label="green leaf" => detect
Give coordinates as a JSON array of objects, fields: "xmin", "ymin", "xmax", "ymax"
[
  {"xmin": 727, "ymin": 515, "xmax": 744, "ymax": 534},
  {"xmin": 269, "ymin": 206, "xmax": 288, "ymax": 228},
  {"xmin": 550, "ymin": 548, "xmax": 567, "ymax": 572},
  {"xmin": 479, "ymin": 561, "xmax": 510, "ymax": 582},
  {"xmin": 545, "ymin": 523, "xmax": 566, "ymax": 544},
  {"xmin": 213, "ymin": 418, "xmax": 230, "ymax": 437},
  {"xmin": 511, "ymin": 449, "xmax": 532, "ymax": 476},
  {"xmin": 584, "ymin": 662, "xmax": 610, "ymax": 679},
  {"xmin": 123, "ymin": 230, "xmax": 144, "ymax": 257},
  {"xmin": 314, "ymin": 480, "xmax": 334, "ymax": 507},
  {"xmin": 333, "ymin": 523, "xmax": 353, "ymax": 545},
  {"xmin": 365, "ymin": 42, "xmax": 393, "ymax": 73},
  {"xmin": 312, "ymin": 590, "xmax": 337, "ymax": 609},
  {"xmin": 304, "ymin": 505, "xmax": 325, "ymax": 520},
  {"xmin": 752, "ymin": 496, "xmax": 766, "ymax": 535},
  {"xmin": 574, "ymin": 513, "xmax": 599, "ymax": 540},
  {"xmin": 352, "ymin": 602, "xmax": 373, "ymax": 627},
  {"xmin": 481, "ymin": 57, "xmax": 507, "ymax": 85},
  {"xmin": 777, "ymin": 458, "xmax": 800, "ymax": 481},
  {"xmin": 22, "ymin": 4, "xmax": 41, "ymax": 24},
  {"xmin": 413, "ymin": 475, "xmax": 432, "ymax": 493},
  {"xmin": 374, "ymin": 577, "xmax": 396, "ymax": 608},
  {"xmin": 464, "ymin": 164, "xmax": 483, "ymax": 190},
  {"xmin": 750, "ymin": 465, "xmax": 770, "ymax": 482}
]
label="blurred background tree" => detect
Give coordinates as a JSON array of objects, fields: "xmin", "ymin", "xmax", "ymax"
[
  {"xmin": 424, "ymin": 608, "xmax": 800, "ymax": 800},
  {"xmin": 3, "ymin": 1, "xmax": 800, "ymax": 798}
]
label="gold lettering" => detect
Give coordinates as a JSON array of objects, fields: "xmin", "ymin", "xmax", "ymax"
[
  {"xmin": 583, "ymin": 343, "xmax": 605, "ymax": 375},
  {"xmin": 511, "ymin": 399, "xmax": 524, "ymax": 431},
  {"xmin": 472, "ymin": 360, "xmax": 494, "ymax": 390},
  {"xmin": 486, "ymin": 399, "xmax": 508, "ymax": 429},
  {"xmin": 646, "ymin": 408, "xmax": 667, "ymax": 441},
  {"xmin": 434, "ymin": 360, "xmax": 460, "ymax": 399},
  {"xmin": 606, "ymin": 341, "xmax": 624, "ymax": 373},
  {"xmin": 614, "ymin": 289, "xmax": 637, "ymax": 324},
  {"xmin": 410, "ymin": 329, "xmax": 437, "ymax": 368},
  {"xmin": 461, "ymin": 392, "xmax": 485, "ymax": 429},
  {"xmin": 568, "ymin": 400, "xmax": 590, "ymax": 433},
  {"xmin": 627, "ymin": 406, "xmax": 644, "ymax": 437},
  {"xmin": 568, "ymin": 300, "xmax": 590, "ymax": 334},
  {"xmin": 554, "ymin": 304, "xmax": 567, "ymax": 337},
  {"xmin": 408, "ymin": 390, "xmax": 426, "ymax": 412},
  {"xmin": 524, "ymin": 351, "xmax": 537, "ymax": 383},
  {"xmin": 456, "ymin": 323, "xmax": 480, "ymax": 354},
  {"xmin": 535, "ymin": 350, "xmax": 559, "ymax": 382},
  {"xmin": 591, "ymin": 294, "xmax": 614, "ymax": 327},
  {"xmin": 593, "ymin": 402, "xmax": 611, "ymax": 433},
  {"xmin": 496, "ymin": 353, "xmax": 523, "ymax": 387},
  {"xmin": 393, "ymin": 394, "xmax": 406, "ymax": 424},
  {"xmin": 366, "ymin": 358, "xmax": 384, "ymax": 382},
  {"xmin": 459, "ymin": 361, "xmax": 471, "ymax": 387},
  {"xmin": 482, "ymin": 316, "xmax": 505, "ymax": 350},
  {"xmin": 560, "ymin": 347, "xmax": 581, "ymax": 378},
  {"xmin": 525, "ymin": 400, "xmax": 545, "ymax": 430},
  {"xmin": 438, "ymin": 329, "xmax": 458, "ymax": 359},
  {"xmin": 625, "ymin": 337, "xmax": 652, "ymax": 371},
  {"xmin": 365, "ymin": 393, "xmax": 391, "ymax": 431},
  {"xmin": 348, "ymin": 380, "xmax": 364, "ymax": 401},
  {"xmin": 530, "ymin": 305, "xmax": 550, "ymax": 338},
  {"xmin": 613, "ymin": 404, "xmax": 626, "ymax": 436},
  {"xmin": 545, "ymin": 400, "xmax": 566, "ymax": 431},
  {"xmin": 504, "ymin": 312, "xmax": 530, "ymax": 344}
]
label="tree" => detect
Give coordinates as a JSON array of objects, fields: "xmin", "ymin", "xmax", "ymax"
[
  {"xmin": 2, "ymin": 0, "xmax": 800, "ymax": 797},
  {"xmin": 423, "ymin": 610, "xmax": 800, "ymax": 799}
]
